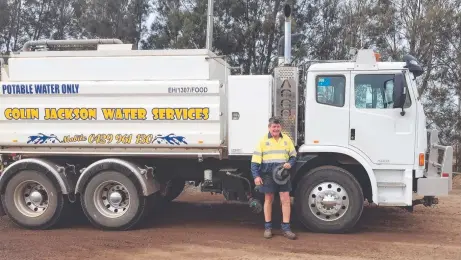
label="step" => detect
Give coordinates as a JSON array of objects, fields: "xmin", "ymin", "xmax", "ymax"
[{"xmin": 377, "ymin": 182, "xmax": 406, "ymax": 188}]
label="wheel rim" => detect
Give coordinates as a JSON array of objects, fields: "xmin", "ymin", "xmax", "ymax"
[
  {"xmin": 93, "ymin": 181, "xmax": 131, "ymax": 218},
  {"xmin": 13, "ymin": 180, "xmax": 49, "ymax": 217},
  {"xmin": 308, "ymin": 182, "xmax": 349, "ymax": 221}
]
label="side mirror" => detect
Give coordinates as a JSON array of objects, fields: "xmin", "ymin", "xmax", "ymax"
[
  {"xmin": 393, "ymin": 73, "xmax": 407, "ymax": 115},
  {"xmin": 403, "ymin": 54, "xmax": 424, "ymax": 78}
]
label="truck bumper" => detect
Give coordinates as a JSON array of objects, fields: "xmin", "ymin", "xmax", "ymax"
[{"xmin": 417, "ymin": 177, "xmax": 451, "ymax": 196}]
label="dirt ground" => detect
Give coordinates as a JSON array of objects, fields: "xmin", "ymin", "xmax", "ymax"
[{"xmin": 0, "ymin": 177, "xmax": 460, "ymax": 260}]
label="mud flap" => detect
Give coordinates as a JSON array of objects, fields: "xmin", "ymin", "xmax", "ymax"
[
  {"xmin": 0, "ymin": 158, "xmax": 4, "ymax": 216},
  {"xmin": 0, "ymin": 201, "xmax": 5, "ymax": 217}
]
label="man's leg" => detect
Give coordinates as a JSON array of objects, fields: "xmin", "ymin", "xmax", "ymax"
[
  {"xmin": 279, "ymin": 191, "xmax": 291, "ymax": 223},
  {"xmin": 264, "ymin": 193, "xmax": 274, "ymax": 238},
  {"xmin": 279, "ymin": 181, "xmax": 296, "ymax": 240},
  {"xmin": 260, "ymin": 173, "xmax": 275, "ymax": 238}
]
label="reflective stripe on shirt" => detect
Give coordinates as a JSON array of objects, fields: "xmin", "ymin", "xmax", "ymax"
[{"xmin": 250, "ymin": 132, "xmax": 297, "ymax": 178}]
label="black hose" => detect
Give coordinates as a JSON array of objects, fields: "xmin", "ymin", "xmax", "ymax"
[{"xmin": 225, "ymin": 171, "xmax": 253, "ymax": 193}]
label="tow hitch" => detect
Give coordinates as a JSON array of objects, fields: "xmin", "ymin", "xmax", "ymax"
[
  {"xmin": 405, "ymin": 196, "xmax": 439, "ymax": 212},
  {"xmin": 413, "ymin": 196, "xmax": 439, "ymax": 207},
  {"xmin": 412, "ymin": 196, "xmax": 439, "ymax": 207}
]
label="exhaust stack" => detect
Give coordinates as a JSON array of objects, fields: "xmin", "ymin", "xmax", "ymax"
[
  {"xmin": 206, "ymin": 0, "xmax": 214, "ymax": 51},
  {"xmin": 283, "ymin": 4, "xmax": 292, "ymax": 65}
]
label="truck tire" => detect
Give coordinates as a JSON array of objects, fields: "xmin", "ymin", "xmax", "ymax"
[
  {"xmin": 294, "ymin": 165, "xmax": 364, "ymax": 234},
  {"xmin": 1, "ymin": 169, "xmax": 65, "ymax": 229},
  {"xmin": 80, "ymin": 170, "xmax": 148, "ymax": 230}
]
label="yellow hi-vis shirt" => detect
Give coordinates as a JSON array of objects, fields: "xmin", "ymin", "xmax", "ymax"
[{"xmin": 250, "ymin": 132, "xmax": 297, "ymax": 179}]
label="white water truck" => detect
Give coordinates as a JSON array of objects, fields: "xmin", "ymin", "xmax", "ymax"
[{"xmin": 0, "ymin": 3, "xmax": 453, "ymax": 233}]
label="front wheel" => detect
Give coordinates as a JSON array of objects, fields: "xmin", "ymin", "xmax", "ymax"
[
  {"xmin": 80, "ymin": 170, "xmax": 148, "ymax": 230},
  {"xmin": 294, "ymin": 165, "xmax": 364, "ymax": 233}
]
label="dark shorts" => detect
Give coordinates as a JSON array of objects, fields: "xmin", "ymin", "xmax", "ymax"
[{"xmin": 258, "ymin": 172, "xmax": 292, "ymax": 194}]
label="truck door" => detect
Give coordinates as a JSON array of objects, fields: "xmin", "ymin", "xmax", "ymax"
[
  {"xmin": 304, "ymin": 72, "xmax": 351, "ymax": 148},
  {"xmin": 348, "ymin": 71, "xmax": 416, "ymax": 165}
]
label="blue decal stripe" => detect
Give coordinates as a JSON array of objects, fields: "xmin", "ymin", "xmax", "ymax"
[
  {"xmin": 27, "ymin": 133, "xmax": 61, "ymax": 144},
  {"xmin": 153, "ymin": 133, "xmax": 188, "ymax": 145}
]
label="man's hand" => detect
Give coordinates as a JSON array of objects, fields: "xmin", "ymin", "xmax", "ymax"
[
  {"xmin": 283, "ymin": 163, "xmax": 291, "ymax": 169},
  {"xmin": 254, "ymin": 176, "xmax": 263, "ymax": 186}
]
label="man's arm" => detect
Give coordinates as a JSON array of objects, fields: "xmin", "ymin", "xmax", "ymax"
[
  {"xmin": 251, "ymin": 141, "xmax": 263, "ymax": 179},
  {"xmin": 287, "ymin": 137, "xmax": 297, "ymax": 168}
]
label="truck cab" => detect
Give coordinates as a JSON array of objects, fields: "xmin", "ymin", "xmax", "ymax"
[
  {"xmin": 302, "ymin": 49, "xmax": 424, "ymax": 166},
  {"xmin": 298, "ymin": 48, "xmax": 448, "ymax": 202}
]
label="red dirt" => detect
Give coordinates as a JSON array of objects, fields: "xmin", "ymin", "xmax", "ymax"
[{"xmin": 0, "ymin": 177, "xmax": 460, "ymax": 260}]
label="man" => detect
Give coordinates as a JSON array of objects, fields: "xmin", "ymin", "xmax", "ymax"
[{"xmin": 251, "ymin": 117, "xmax": 297, "ymax": 240}]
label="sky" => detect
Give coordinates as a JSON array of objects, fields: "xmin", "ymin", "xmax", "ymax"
[{"xmin": 141, "ymin": 13, "xmax": 157, "ymax": 43}]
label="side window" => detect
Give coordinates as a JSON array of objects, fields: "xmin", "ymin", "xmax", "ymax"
[
  {"xmin": 354, "ymin": 74, "xmax": 411, "ymax": 109},
  {"xmin": 316, "ymin": 75, "xmax": 346, "ymax": 107}
]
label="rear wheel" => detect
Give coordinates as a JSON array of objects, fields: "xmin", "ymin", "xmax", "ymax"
[
  {"xmin": 1, "ymin": 170, "xmax": 65, "ymax": 229},
  {"xmin": 80, "ymin": 170, "xmax": 147, "ymax": 230},
  {"xmin": 294, "ymin": 165, "xmax": 364, "ymax": 233}
]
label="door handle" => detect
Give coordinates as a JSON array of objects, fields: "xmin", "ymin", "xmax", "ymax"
[{"xmin": 350, "ymin": 129, "xmax": 355, "ymax": 140}]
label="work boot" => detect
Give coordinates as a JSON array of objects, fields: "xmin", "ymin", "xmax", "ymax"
[
  {"xmin": 264, "ymin": 229, "xmax": 273, "ymax": 239},
  {"xmin": 281, "ymin": 222, "xmax": 297, "ymax": 240},
  {"xmin": 264, "ymin": 222, "xmax": 273, "ymax": 239}
]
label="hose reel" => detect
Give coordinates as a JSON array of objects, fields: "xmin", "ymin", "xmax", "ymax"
[{"xmin": 272, "ymin": 164, "xmax": 290, "ymax": 185}]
